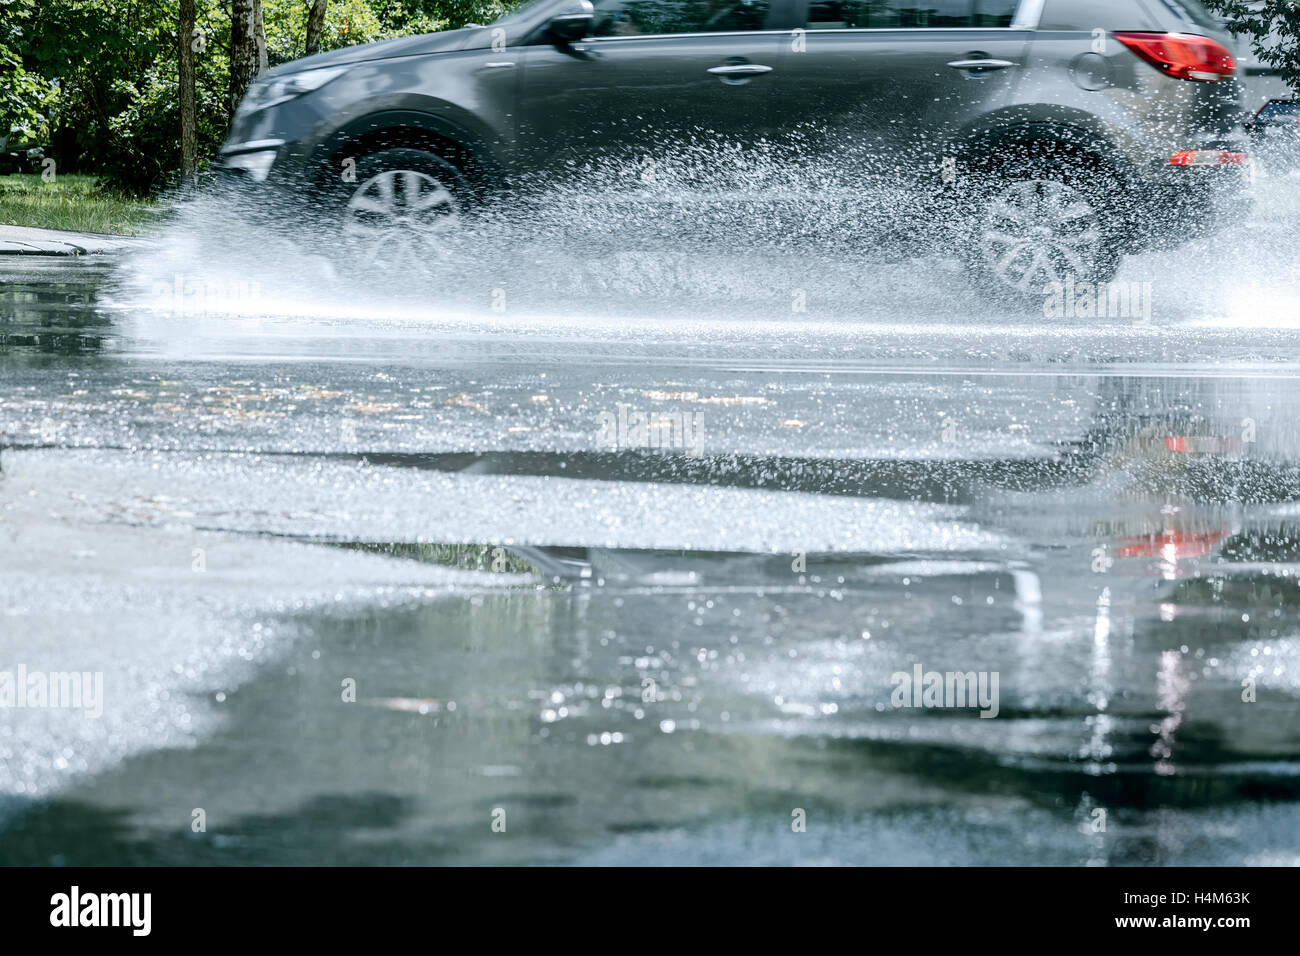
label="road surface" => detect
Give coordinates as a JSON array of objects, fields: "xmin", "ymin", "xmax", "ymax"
[{"xmin": 1, "ymin": 172, "xmax": 1298, "ymax": 865}]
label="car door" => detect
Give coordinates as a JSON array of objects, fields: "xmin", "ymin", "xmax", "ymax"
[
  {"xmin": 769, "ymin": 0, "xmax": 1031, "ymax": 176},
  {"xmin": 517, "ymin": 0, "xmax": 798, "ymax": 176}
]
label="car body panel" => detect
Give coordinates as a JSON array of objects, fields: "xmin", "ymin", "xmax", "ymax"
[
  {"xmin": 518, "ymin": 31, "xmax": 791, "ymax": 172},
  {"xmin": 767, "ymin": 19, "xmax": 1032, "ymax": 171},
  {"xmin": 219, "ymin": 0, "xmax": 1248, "ymax": 252}
]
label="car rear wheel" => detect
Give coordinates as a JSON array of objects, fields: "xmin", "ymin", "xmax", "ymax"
[
  {"xmin": 333, "ymin": 148, "xmax": 468, "ymax": 268},
  {"xmin": 962, "ymin": 158, "xmax": 1122, "ymax": 309}
]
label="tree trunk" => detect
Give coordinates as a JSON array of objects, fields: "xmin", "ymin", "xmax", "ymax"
[
  {"xmin": 254, "ymin": 0, "xmax": 269, "ymax": 71},
  {"xmin": 179, "ymin": 0, "xmax": 198, "ymax": 184},
  {"xmin": 229, "ymin": 0, "xmax": 262, "ymax": 116},
  {"xmin": 306, "ymin": 0, "xmax": 328, "ymax": 57}
]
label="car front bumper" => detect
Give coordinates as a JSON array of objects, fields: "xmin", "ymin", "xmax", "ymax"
[{"xmin": 216, "ymin": 139, "xmax": 287, "ymax": 182}]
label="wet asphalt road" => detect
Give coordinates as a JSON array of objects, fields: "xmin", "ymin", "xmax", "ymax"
[{"xmin": 1, "ymin": 174, "xmax": 1300, "ymax": 865}]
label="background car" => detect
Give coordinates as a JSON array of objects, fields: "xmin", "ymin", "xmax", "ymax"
[
  {"xmin": 1246, "ymin": 98, "xmax": 1300, "ymax": 171},
  {"xmin": 0, "ymin": 133, "xmax": 46, "ymax": 175}
]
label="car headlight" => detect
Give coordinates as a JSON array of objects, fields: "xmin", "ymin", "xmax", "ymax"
[{"xmin": 236, "ymin": 65, "xmax": 350, "ymax": 117}]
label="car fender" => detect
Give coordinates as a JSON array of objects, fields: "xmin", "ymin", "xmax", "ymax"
[
  {"xmin": 295, "ymin": 105, "xmax": 509, "ymax": 193},
  {"xmin": 950, "ymin": 110, "xmax": 1141, "ymax": 190}
]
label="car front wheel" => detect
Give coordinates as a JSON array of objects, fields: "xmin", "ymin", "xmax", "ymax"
[{"xmin": 332, "ymin": 147, "xmax": 469, "ymax": 268}]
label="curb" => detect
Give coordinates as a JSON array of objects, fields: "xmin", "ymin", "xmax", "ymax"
[{"xmin": 0, "ymin": 225, "xmax": 144, "ymax": 256}]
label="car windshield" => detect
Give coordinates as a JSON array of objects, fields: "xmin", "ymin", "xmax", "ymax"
[{"xmin": 492, "ymin": 0, "xmax": 557, "ymax": 22}]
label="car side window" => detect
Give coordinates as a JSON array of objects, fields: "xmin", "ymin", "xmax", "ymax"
[
  {"xmin": 804, "ymin": 1, "xmax": 1018, "ymax": 30},
  {"xmin": 591, "ymin": 0, "xmax": 774, "ymax": 36},
  {"xmin": 973, "ymin": 0, "xmax": 1018, "ymax": 27}
]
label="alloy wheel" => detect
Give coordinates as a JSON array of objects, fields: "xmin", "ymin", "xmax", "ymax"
[
  {"xmin": 342, "ymin": 169, "xmax": 461, "ymax": 265},
  {"xmin": 974, "ymin": 178, "xmax": 1107, "ymax": 295}
]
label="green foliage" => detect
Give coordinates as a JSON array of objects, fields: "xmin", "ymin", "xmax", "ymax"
[
  {"xmin": 0, "ymin": 0, "xmax": 58, "ymax": 142},
  {"xmin": 1203, "ymin": 0, "xmax": 1300, "ymax": 93},
  {"xmin": 258, "ymin": 0, "xmax": 515, "ymax": 65},
  {"xmin": 411, "ymin": 0, "xmax": 514, "ymax": 28},
  {"xmin": 261, "ymin": 0, "xmax": 442, "ymax": 67},
  {"xmin": 18, "ymin": 0, "xmax": 220, "ymax": 192}
]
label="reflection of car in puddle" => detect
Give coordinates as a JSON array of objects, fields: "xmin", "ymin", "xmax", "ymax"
[
  {"xmin": 393, "ymin": 372, "xmax": 1300, "ymax": 648},
  {"xmin": 459, "ymin": 375, "xmax": 1298, "ymax": 788},
  {"xmin": 1116, "ymin": 527, "xmax": 1231, "ymax": 561},
  {"xmin": 1114, "ymin": 525, "xmax": 1235, "ymax": 579},
  {"xmin": 1078, "ymin": 374, "xmax": 1300, "ymax": 496},
  {"xmin": 1076, "ymin": 377, "xmax": 1282, "ymax": 579}
]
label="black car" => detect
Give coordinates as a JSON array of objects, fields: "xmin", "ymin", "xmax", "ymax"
[{"xmin": 220, "ymin": 0, "xmax": 1249, "ymax": 304}]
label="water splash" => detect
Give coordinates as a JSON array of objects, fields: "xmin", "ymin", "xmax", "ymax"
[{"xmin": 102, "ymin": 146, "xmax": 1300, "ymax": 344}]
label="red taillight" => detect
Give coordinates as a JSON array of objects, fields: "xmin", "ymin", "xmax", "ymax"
[
  {"xmin": 1169, "ymin": 149, "xmax": 1249, "ymax": 166},
  {"xmin": 1163, "ymin": 435, "xmax": 1241, "ymax": 453},
  {"xmin": 1116, "ymin": 529, "xmax": 1230, "ymax": 560},
  {"xmin": 1114, "ymin": 31, "xmax": 1236, "ymax": 81}
]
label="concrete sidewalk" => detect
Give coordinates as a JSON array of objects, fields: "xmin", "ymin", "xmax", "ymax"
[{"xmin": 0, "ymin": 224, "xmax": 144, "ymax": 255}]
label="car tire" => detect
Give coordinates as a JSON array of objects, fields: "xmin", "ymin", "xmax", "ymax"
[
  {"xmin": 326, "ymin": 147, "xmax": 471, "ymax": 269},
  {"xmin": 959, "ymin": 156, "xmax": 1124, "ymax": 310}
]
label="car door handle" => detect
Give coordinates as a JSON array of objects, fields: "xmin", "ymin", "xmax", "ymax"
[
  {"xmin": 707, "ymin": 64, "xmax": 774, "ymax": 76},
  {"xmin": 946, "ymin": 59, "xmax": 1017, "ymax": 71}
]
